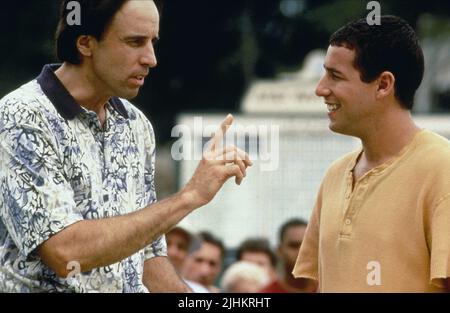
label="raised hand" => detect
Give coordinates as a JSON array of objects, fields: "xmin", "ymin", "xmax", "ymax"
[{"xmin": 181, "ymin": 114, "xmax": 253, "ymax": 208}]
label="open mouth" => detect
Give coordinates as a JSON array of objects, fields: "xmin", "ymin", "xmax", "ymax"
[
  {"xmin": 326, "ymin": 103, "xmax": 341, "ymax": 113},
  {"xmin": 130, "ymin": 75, "xmax": 146, "ymax": 86}
]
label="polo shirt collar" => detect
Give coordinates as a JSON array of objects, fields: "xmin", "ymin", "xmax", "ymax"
[{"xmin": 37, "ymin": 64, "xmax": 129, "ymax": 120}]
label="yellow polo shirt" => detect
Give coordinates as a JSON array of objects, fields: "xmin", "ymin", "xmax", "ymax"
[{"xmin": 293, "ymin": 130, "xmax": 450, "ymax": 292}]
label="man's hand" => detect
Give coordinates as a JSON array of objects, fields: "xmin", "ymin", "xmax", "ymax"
[{"xmin": 181, "ymin": 114, "xmax": 253, "ymax": 208}]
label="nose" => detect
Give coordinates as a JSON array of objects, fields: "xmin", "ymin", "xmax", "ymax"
[
  {"xmin": 198, "ymin": 262, "xmax": 211, "ymax": 276},
  {"xmin": 315, "ymin": 75, "xmax": 331, "ymax": 98},
  {"xmin": 168, "ymin": 245, "xmax": 178, "ymax": 258},
  {"xmin": 140, "ymin": 41, "xmax": 158, "ymax": 68},
  {"xmin": 197, "ymin": 263, "xmax": 214, "ymax": 283}
]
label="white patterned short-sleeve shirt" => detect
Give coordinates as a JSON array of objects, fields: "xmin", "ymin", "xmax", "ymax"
[{"xmin": 0, "ymin": 64, "xmax": 167, "ymax": 292}]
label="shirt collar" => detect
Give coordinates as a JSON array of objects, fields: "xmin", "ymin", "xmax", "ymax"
[{"xmin": 36, "ymin": 64, "xmax": 129, "ymax": 120}]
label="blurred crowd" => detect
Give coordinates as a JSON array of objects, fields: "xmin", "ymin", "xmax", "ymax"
[{"xmin": 166, "ymin": 218, "xmax": 318, "ymax": 293}]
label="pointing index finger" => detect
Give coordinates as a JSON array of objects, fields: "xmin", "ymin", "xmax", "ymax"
[{"xmin": 207, "ymin": 114, "xmax": 234, "ymax": 152}]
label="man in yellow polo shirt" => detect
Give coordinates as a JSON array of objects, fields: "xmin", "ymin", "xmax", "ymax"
[{"xmin": 293, "ymin": 15, "xmax": 450, "ymax": 292}]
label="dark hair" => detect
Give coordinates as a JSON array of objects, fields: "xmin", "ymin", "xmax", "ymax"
[
  {"xmin": 278, "ymin": 218, "xmax": 307, "ymax": 244},
  {"xmin": 198, "ymin": 231, "xmax": 226, "ymax": 260},
  {"xmin": 236, "ymin": 238, "xmax": 277, "ymax": 267},
  {"xmin": 167, "ymin": 226, "xmax": 192, "ymax": 245},
  {"xmin": 55, "ymin": 0, "xmax": 128, "ymax": 64},
  {"xmin": 55, "ymin": 0, "xmax": 163, "ymax": 65},
  {"xmin": 329, "ymin": 15, "xmax": 424, "ymax": 110}
]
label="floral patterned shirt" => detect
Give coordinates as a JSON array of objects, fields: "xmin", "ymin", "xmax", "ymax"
[{"xmin": 0, "ymin": 64, "xmax": 167, "ymax": 292}]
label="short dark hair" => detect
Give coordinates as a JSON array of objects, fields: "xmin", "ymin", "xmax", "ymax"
[
  {"xmin": 278, "ymin": 218, "xmax": 307, "ymax": 244},
  {"xmin": 55, "ymin": 0, "xmax": 163, "ymax": 65},
  {"xmin": 198, "ymin": 231, "xmax": 226, "ymax": 260},
  {"xmin": 55, "ymin": 0, "xmax": 128, "ymax": 64},
  {"xmin": 236, "ymin": 238, "xmax": 277, "ymax": 267},
  {"xmin": 329, "ymin": 15, "xmax": 424, "ymax": 110}
]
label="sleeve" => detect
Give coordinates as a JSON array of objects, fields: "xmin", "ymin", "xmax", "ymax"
[
  {"xmin": 139, "ymin": 114, "xmax": 167, "ymax": 259},
  {"xmin": 144, "ymin": 234, "xmax": 168, "ymax": 259},
  {"xmin": 292, "ymin": 182, "xmax": 323, "ymax": 282},
  {"xmin": 0, "ymin": 105, "xmax": 84, "ymax": 259},
  {"xmin": 429, "ymin": 194, "xmax": 450, "ymax": 288}
]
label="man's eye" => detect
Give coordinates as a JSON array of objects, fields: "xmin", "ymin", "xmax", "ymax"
[
  {"xmin": 331, "ymin": 73, "xmax": 342, "ymax": 80},
  {"xmin": 128, "ymin": 40, "xmax": 143, "ymax": 47}
]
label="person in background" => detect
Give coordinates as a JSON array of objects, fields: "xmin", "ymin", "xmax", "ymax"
[
  {"xmin": 260, "ymin": 218, "xmax": 316, "ymax": 293},
  {"xmin": 166, "ymin": 226, "xmax": 193, "ymax": 273},
  {"xmin": 236, "ymin": 238, "xmax": 277, "ymax": 281},
  {"xmin": 182, "ymin": 231, "xmax": 225, "ymax": 293},
  {"xmin": 166, "ymin": 227, "xmax": 209, "ymax": 293},
  {"xmin": 221, "ymin": 261, "xmax": 270, "ymax": 293}
]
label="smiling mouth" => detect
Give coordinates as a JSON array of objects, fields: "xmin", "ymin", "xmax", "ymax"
[{"xmin": 326, "ymin": 103, "xmax": 341, "ymax": 113}]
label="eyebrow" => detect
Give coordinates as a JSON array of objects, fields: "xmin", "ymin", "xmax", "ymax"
[
  {"xmin": 121, "ymin": 34, "xmax": 160, "ymax": 41},
  {"xmin": 323, "ymin": 65, "xmax": 344, "ymax": 76}
]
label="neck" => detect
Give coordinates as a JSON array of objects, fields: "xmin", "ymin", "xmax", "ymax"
[
  {"xmin": 358, "ymin": 108, "xmax": 420, "ymax": 166},
  {"xmin": 55, "ymin": 63, "xmax": 110, "ymax": 119}
]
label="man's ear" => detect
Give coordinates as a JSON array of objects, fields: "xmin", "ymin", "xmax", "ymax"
[
  {"xmin": 376, "ymin": 71, "xmax": 395, "ymax": 100},
  {"xmin": 76, "ymin": 35, "xmax": 95, "ymax": 59}
]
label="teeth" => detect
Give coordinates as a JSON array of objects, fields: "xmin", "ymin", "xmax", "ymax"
[{"xmin": 327, "ymin": 103, "xmax": 340, "ymax": 112}]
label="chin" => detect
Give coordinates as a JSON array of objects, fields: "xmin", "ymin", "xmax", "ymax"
[
  {"xmin": 329, "ymin": 125, "xmax": 359, "ymax": 138},
  {"xmin": 328, "ymin": 122, "xmax": 340, "ymax": 133},
  {"xmin": 125, "ymin": 93, "xmax": 139, "ymax": 100},
  {"xmin": 117, "ymin": 89, "xmax": 140, "ymax": 100},
  {"xmin": 329, "ymin": 123, "xmax": 348, "ymax": 135}
]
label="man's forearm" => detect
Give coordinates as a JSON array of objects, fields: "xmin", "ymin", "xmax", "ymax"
[
  {"xmin": 38, "ymin": 190, "xmax": 196, "ymax": 277},
  {"xmin": 38, "ymin": 115, "xmax": 251, "ymax": 278}
]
